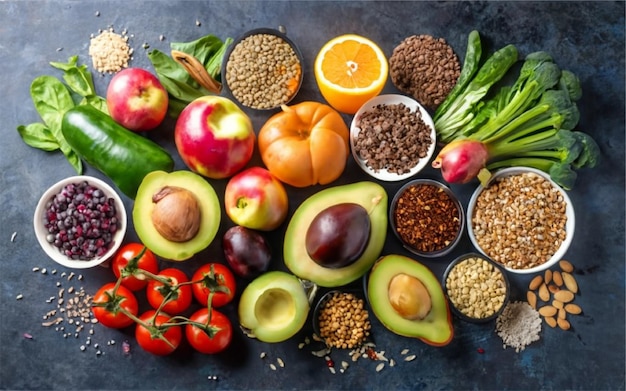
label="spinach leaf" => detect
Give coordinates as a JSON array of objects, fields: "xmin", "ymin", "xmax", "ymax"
[
  {"xmin": 24, "ymin": 76, "xmax": 82, "ymax": 173},
  {"xmin": 51, "ymin": 56, "xmax": 108, "ymax": 114},
  {"xmin": 30, "ymin": 76, "xmax": 74, "ymax": 137},
  {"xmin": 16, "ymin": 123, "xmax": 60, "ymax": 151}
]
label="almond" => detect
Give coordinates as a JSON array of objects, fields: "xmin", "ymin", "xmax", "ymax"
[
  {"xmin": 564, "ymin": 303, "xmax": 582, "ymax": 315},
  {"xmin": 552, "ymin": 299, "xmax": 564, "ymax": 310},
  {"xmin": 557, "ymin": 318, "xmax": 571, "ymax": 331},
  {"xmin": 548, "ymin": 284, "xmax": 560, "ymax": 294},
  {"xmin": 538, "ymin": 305, "xmax": 557, "ymax": 317},
  {"xmin": 527, "ymin": 291, "xmax": 537, "ymax": 309},
  {"xmin": 544, "ymin": 316, "xmax": 557, "ymax": 328},
  {"xmin": 538, "ymin": 283, "xmax": 550, "ymax": 301},
  {"xmin": 562, "ymin": 272, "xmax": 578, "ymax": 294},
  {"xmin": 544, "ymin": 269, "xmax": 553, "ymax": 285},
  {"xmin": 558, "ymin": 308, "xmax": 567, "ymax": 319},
  {"xmin": 529, "ymin": 275, "xmax": 543, "ymax": 291},
  {"xmin": 554, "ymin": 290, "xmax": 575, "ymax": 303},
  {"xmin": 559, "ymin": 259, "xmax": 574, "ymax": 273},
  {"xmin": 553, "ymin": 271, "xmax": 564, "ymax": 287}
]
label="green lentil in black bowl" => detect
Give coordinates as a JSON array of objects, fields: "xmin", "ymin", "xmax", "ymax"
[{"xmin": 222, "ymin": 28, "xmax": 304, "ymax": 110}]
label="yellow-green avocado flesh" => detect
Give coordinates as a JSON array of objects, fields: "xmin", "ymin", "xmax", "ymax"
[
  {"xmin": 283, "ymin": 181, "xmax": 388, "ymax": 288},
  {"xmin": 132, "ymin": 170, "xmax": 221, "ymax": 261},
  {"xmin": 238, "ymin": 271, "xmax": 310, "ymax": 343},
  {"xmin": 367, "ymin": 254, "xmax": 453, "ymax": 346}
]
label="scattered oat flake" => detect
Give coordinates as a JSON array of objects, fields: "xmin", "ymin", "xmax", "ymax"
[
  {"xmin": 401, "ymin": 348, "xmax": 410, "ymax": 355},
  {"xmin": 23, "ymin": 333, "xmax": 33, "ymax": 339},
  {"xmin": 389, "ymin": 359, "xmax": 396, "ymax": 367},
  {"xmin": 16, "ymin": 294, "xmax": 23, "ymax": 300},
  {"xmin": 10, "ymin": 232, "xmax": 17, "ymax": 242},
  {"xmin": 375, "ymin": 362, "xmax": 385, "ymax": 372},
  {"xmin": 404, "ymin": 354, "xmax": 416, "ymax": 362},
  {"xmin": 269, "ymin": 363, "xmax": 277, "ymax": 371},
  {"xmin": 259, "ymin": 352, "xmax": 266, "ymax": 359},
  {"xmin": 277, "ymin": 358, "xmax": 285, "ymax": 368}
]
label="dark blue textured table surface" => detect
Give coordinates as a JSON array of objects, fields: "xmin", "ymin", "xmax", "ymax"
[{"xmin": 1, "ymin": 1, "xmax": 624, "ymax": 390}]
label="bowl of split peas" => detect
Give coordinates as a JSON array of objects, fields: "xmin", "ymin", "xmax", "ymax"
[
  {"xmin": 442, "ymin": 253, "xmax": 510, "ymax": 323},
  {"xmin": 221, "ymin": 27, "xmax": 304, "ymax": 110}
]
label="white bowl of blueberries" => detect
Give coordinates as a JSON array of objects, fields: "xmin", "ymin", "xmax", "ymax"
[{"xmin": 33, "ymin": 175, "xmax": 127, "ymax": 269}]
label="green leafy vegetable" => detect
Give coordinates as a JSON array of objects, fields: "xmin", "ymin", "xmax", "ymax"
[
  {"xmin": 432, "ymin": 33, "xmax": 601, "ymax": 190},
  {"xmin": 433, "ymin": 35, "xmax": 518, "ymax": 143},
  {"xmin": 148, "ymin": 34, "xmax": 233, "ymax": 117},
  {"xmin": 17, "ymin": 55, "xmax": 107, "ymax": 173}
]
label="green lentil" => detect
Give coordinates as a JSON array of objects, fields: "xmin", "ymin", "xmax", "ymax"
[{"xmin": 225, "ymin": 33, "xmax": 301, "ymax": 109}]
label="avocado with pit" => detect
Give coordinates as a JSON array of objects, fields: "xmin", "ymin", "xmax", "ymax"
[
  {"xmin": 238, "ymin": 271, "xmax": 310, "ymax": 343},
  {"xmin": 132, "ymin": 170, "xmax": 221, "ymax": 261},
  {"xmin": 283, "ymin": 181, "xmax": 387, "ymax": 287},
  {"xmin": 367, "ymin": 254, "xmax": 453, "ymax": 346}
]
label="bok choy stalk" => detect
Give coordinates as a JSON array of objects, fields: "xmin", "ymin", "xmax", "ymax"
[{"xmin": 432, "ymin": 48, "xmax": 600, "ymax": 190}]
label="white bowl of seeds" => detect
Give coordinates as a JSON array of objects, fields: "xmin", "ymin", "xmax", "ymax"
[
  {"xmin": 350, "ymin": 94, "xmax": 436, "ymax": 182},
  {"xmin": 467, "ymin": 167, "xmax": 575, "ymax": 274},
  {"xmin": 33, "ymin": 175, "xmax": 127, "ymax": 269}
]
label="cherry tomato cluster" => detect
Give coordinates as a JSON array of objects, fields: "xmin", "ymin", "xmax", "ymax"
[{"xmin": 91, "ymin": 242, "xmax": 236, "ymax": 356}]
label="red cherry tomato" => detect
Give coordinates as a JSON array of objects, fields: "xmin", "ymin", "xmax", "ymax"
[
  {"xmin": 92, "ymin": 282, "xmax": 139, "ymax": 329},
  {"xmin": 185, "ymin": 307, "xmax": 233, "ymax": 354},
  {"xmin": 135, "ymin": 310, "xmax": 182, "ymax": 356},
  {"xmin": 191, "ymin": 263, "xmax": 236, "ymax": 308},
  {"xmin": 111, "ymin": 243, "xmax": 159, "ymax": 291},
  {"xmin": 146, "ymin": 268, "xmax": 193, "ymax": 315}
]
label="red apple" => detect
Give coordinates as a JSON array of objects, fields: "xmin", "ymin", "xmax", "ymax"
[
  {"xmin": 175, "ymin": 96, "xmax": 255, "ymax": 179},
  {"xmin": 106, "ymin": 68, "xmax": 168, "ymax": 131},
  {"xmin": 224, "ymin": 167, "xmax": 289, "ymax": 231}
]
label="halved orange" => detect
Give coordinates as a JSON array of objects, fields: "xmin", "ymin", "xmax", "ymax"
[{"xmin": 314, "ymin": 34, "xmax": 389, "ymax": 114}]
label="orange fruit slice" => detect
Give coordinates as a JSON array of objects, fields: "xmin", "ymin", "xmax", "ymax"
[{"xmin": 314, "ymin": 34, "xmax": 389, "ymax": 114}]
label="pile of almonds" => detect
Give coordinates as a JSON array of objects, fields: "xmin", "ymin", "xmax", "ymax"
[{"xmin": 526, "ymin": 260, "xmax": 582, "ymax": 330}]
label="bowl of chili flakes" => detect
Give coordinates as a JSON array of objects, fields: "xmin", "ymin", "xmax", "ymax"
[{"xmin": 389, "ymin": 178, "xmax": 464, "ymax": 258}]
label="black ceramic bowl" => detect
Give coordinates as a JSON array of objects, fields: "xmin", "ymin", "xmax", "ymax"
[
  {"xmin": 389, "ymin": 179, "xmax": 464, "ymax": 258},
  {"xmin": 312, "ymin": 289, "xmax": 371, "ymax": 348},
  {"xmin": 442, "ymin": 252, "xmax": 510, "ymax": 323},
  {"xmin": 221, "ymin": 27, "xmax": 304, "ymax": 111}
]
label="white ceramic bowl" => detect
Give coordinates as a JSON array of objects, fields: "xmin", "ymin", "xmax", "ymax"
[
  {"xmin": 33, "ymin": 175, "xmax": 127, "ymax": 269},
  {"xmin": 350, "ymin": 94, "xmax": 436, "ymax": 181},
  {"xmin": 467, "ymin": 167, "xmax": 575, "ymax": 274}
]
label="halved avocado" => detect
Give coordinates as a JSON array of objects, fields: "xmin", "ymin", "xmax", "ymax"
[
  {"xmin": 238, "ymin": 271, "xmax": 310, "ymax": 343},
  {"xmin": 284, "ymin": 181, "xmax": 387, "ymax": 287},
  {"xmin": 367, "ymin": 254, "xmax": 453, "ymax": 346},
  {"xmin": 132, "ymin": 170, "xmax": 220, "ymax": 261}
]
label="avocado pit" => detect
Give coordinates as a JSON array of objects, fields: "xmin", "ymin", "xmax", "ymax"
[
  {"xmin": 388, "ymin": 273, "xmax": 432, "ymax": 320},
  {"xmin": 151, "ymin": 186, "xmax": 201, "ymax": 242},
  {"xmin": 305, "ymin": 203, "xmax": 371, "ymax": 269}
]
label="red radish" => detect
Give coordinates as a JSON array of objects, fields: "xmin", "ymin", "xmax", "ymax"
[{"xmin": 432, "ymin": 139, "xmax": 489, "ymax": 184}]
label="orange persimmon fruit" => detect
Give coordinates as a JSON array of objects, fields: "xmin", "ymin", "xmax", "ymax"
[{"xmin": 258, "ymin": 101, "xmax": 349, "ymax": 188}]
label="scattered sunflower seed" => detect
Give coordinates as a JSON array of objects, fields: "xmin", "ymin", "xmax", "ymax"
[
  {"xmin": 401, "ymin": 348, "xmax": 410, "ymax": 355},
  {"xmin": 276, "ymin": 358, "xmax": 285, "ymax": 368},
  {"xmin": 16, "ymin": 294, "xmax": 23, "ymax": 300},
  {"xmin": 404, "ymin": 354, "xmax": 417, "ymax": 362},
  {"xmin": 259, "ymin": 352, "xmax": 266, "ymax": 359},
  {"xmin": 11, "ymin": 232, "xmax": 17, "ymax": 242},
  {"xmin": 32, "ymin": 267, "xmax": 40, "ymax": 272},
  {"xmin": 269, "ymin": 363, "xmax": 277, "ymax": 371},
  {"xmin": 376, "ymin": 363, "xmax": 385, "ymax": 372}
]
